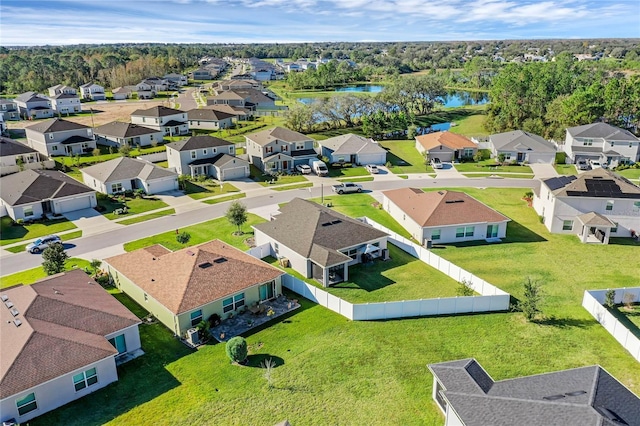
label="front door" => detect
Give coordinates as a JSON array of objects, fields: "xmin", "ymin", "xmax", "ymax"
[
  {"xmin": 487, "ymin": 224, "xmax": 498, "ymax": 238},
  {"xmin": 517, "ymin": 152, "xmax": 525, "ymax": 162},
  {"xmin": 282, "ymin": 160, "xmax": 288, "ymax": 170},
  {"xmin": 131, "ymin": 179, "xmax": 137, "ymax": 189}
]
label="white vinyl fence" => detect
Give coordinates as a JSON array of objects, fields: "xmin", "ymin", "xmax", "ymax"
[
  {"xmin": 137, "ymin": 152, "xmax": 167, "ymax": 163},
  {"xmin": 582, "ymin": 288, "xmax": 640, "ymax": 362},
  {"xmin": 275, "ymin": 217, "xmax": 511, "ymax": 321}
]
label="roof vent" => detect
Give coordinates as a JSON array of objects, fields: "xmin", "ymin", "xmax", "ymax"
[
  {"xmin": 1, "ymin": 295, "xmax": 8, "ymax": 302},
  {"xmin": 213, "ymin": 257, "xmax": 227, "ymax": 264},
  {"xmin": 4, "ymin": 301, "xmax": 14, "ymax": 309},
  {"xmin": 331, "ymin": 220, "xmax": 342, "ymax": 225},
  {"xmin": 542, "ymin": 394, "xmax": 565, "ymax": 401},
  {"xmin": 13, "ymin": 319, "xmax": 22, "ymax": 327},
  {"xmin": 10, "ymin": 308, "xmax": 19, "ymax": 317},
  {"xmin": 187, "ymin": 250, "xmax": 195, "ymax": 256},
  {"xmin": 198, "ymin": 262, "xmax": 213, "ymax": 269},
  {"xmin": 321, "ymin": 222, "xmax": 332, "ymax": 227},
  {"xmin": 565, "ymin": 390, "xmax": 587, "ymax": 397},
  {"xmin": 445, "ymin": 200, "xmax": 464, "ymax": 204},
  {"xmin": 438, "ymin": 191, "xmax": 444, "ymax": 195}
]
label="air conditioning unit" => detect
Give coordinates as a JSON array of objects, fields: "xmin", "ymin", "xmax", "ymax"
[
  {"xmin": 424, "ymin": 239, "xmax": 433, "ymax": 249},
  {"xmin": 186, "ymin": 328, "xmax": 200, "ymax": 346},
  {"xmin": 3, "ymin": 419, "xmax": 17, "ymax": 426}
]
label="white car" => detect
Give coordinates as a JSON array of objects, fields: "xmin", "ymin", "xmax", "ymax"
[
  {"xmin": 332, "ymin": 182, "xmax": 363, "ymax": 194},
  {"xmin": 431, "ymin": 158, "xmax": 443, "ymax": 169},
  {"xmin": 26, "ymin": 235, "xmax": 62, "ymax": 254},
  {"xmin": 296, "ymin": 164, "xmax": 311, "ymax": 174},
  {"xmin": 365, "ymin": 164, "xmax": 379, "ymax": 174},
  {"xmin": 589, "ymin": 160, "xmax": 603, "ymax": 169},
  {"xmin": 576, "ymin": 159, "xmax": 590, "ymax": 170}
]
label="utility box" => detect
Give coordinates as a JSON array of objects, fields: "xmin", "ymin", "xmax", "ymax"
[
  {"xmin": 424, "ymin": 239, "xmax": 433, "ymax": 249},
  {"xmin": 186, "ymin": 328, "xmax": 200, "ymax": 346}
]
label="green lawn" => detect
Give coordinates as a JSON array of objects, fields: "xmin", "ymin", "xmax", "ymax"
[
  {"xmin": 555, "ymin": 164, "xmax": 578, "ymax": 176},
  {"xmin": 270, "ymin": 182, "xmax": 314, "ymax": 191},
  {"xmin": 449, "ymin": 113, "xmax": 488, "ymax": 137},
  {"xmin": 616, "ymin": 168, "xmax": 640, "ymax": 182},
  {"xmin": 97, "ymin": 195, "xmax": 169, "ymax": 220},
  {"xmin": 123, "ymin": 213, "xmax": 265, "ymax": 252},
  {"xmin": 28, "ymin": 188, "xmax": 640, "ymax": 426},
  {"xmin": 0, "ymin": 216, "xmax": 77, "ymax": 246},
  {"xmin": 327, "ymin": 166, "xmax": 369, "ymax": 178},
  {"xmin": 117, "ymin": 209, "xmax": 176, "ymax": 225},
  {"xmin": 311, "ymin": 193, "xmax": 413, "ymax": 240},
  {"xmin": 338, "ymin": 176, "xmax": 375, "ymax": 182},
  {"xmin": 5, "ymin": 230, "xmax": 83, "ymax": 253},
  {"xmin": 257, "ymin": 174, "xmax": 309, "ymax": 187},
  {"xmin": 463, "ymin": 173, "xmax": 534, "ymax": 179},
  {"xmin": 378, "ymin": 140, "xmax": 434, "ymax": 174},
  {"xmin": 202, "ymin": 193, "xmax": 247, "ymax": 204},
  {"xmin": 454, "ymin": 160, "xmax": 533, "ymax": 174},
  {"xmin": 184, "ymin": 180, "xmax": 241, "ymax": 200},
  {"xmin": 609, "ymin": 305, "xmax": 640, "ymax": 339},
  {"xmin": 0, "ymin": 258, "xmax": 92, "ymax": 288},
  {"xmin": 57, "ymin": 146, "xmax": 167, "ymax": 167}
]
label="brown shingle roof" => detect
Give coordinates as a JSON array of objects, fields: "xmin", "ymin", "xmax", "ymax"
[
  {"xmin": 104, "ymin": 240, "xmax": 284, "ymax": 314},
  {"xmin": 415, "ymin": 131, "xmax": 476, "ymax": 151},
  {"xmin": 383, "ymin": 188, "xmax": 510, "ymax": 227},
  {"xmin": 0, "ymin": 269, "xmax": 140, "ymax": 398}
]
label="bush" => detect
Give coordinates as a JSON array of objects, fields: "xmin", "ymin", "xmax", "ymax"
[
  {"xmin": 518, "ymin": 277, "xmax": 544, "ymax": 322},
  {"xmin": 226, "ymin": 336, "xmax": 248, "ymax": 364},
  {"xmin": 456, "ymin": 279, "xmax": 474, "ymax": 296},
  {"xmin": 95, "ymin": 274, "xmax": 110, "ymax": 286},
  {"xmin": 604, "ymin": 289, "xmax": 616, "ymax": 309}
]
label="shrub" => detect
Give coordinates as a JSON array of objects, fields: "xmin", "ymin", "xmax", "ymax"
[
  {"xmin": 226, "ymin": 336, "xmax": 248, "ymax": 364},
  {"xmin": 623, "ymin": 293, "xmax": 636, "ymax": 310},
  {"xmin": 456, "ymin": 279, "xmax": 474, "ymax": 296},
  {"xmin": 518, "ymin": 277, "xmax": 544, "ymax": 322},
  {"xmin": 15, "ymin": 218, "xmax": 24, "ymax": 225},
  {"xmin": 604, "ymin": 289, "xmax": 616, "ymax": 309},
  {"xmin": 42, "ymin": 243, "xmax": 68, "ymax": 275},
  {"xmin": 95, "ymin": 274, "xmax": 110, "ymax": 286},
  {"xmin": 176, "ymin": 231, "xmax": 191, "ymax": 245}
]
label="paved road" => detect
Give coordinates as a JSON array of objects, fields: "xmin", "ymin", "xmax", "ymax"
[
  {"xmin": 176, "ymin": 87, "xmax": 197, "ymax": 111},
  {"xmin": 0, "ymin": 177, "xmax": 538, "ymax": 276}
]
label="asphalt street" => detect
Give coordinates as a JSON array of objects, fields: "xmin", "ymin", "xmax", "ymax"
[{"xmin": 0, "ymin": 177, "xmax": 538, "ymax": 276}]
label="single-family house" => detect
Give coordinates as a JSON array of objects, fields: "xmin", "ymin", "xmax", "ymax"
[
  {"xmin": 0, "ymin": 269, "xmax": 142, "ymax": 425},
  {"xmin": 207, "ymin": 91, "xmax": 249, "ymax": 108},
  {"xmin": 81, "ymin": 157, "xmax": 178, "ymax": 195},
  {"xmin": 186, "ymin": 108, "xmax": 235, "ymax": 130},
  {"xmin": 191, "ymin": 68, "xmax": 215, "ymax": 80},
  {"xmin": 428, "ymin": 358, "xmax": 640, "ymax": 426},
  {"xmin": 533, "ymin": 168, "xmax": 640, "ymax": 243},
  {"xmin": 204, "ymin": 104, "xmax": 250, "ymax": 121},
  {"xmin": 0, "ymin": 137, "xmax": 50, "ymax": 176},
  {"xmin": 47, "ymin": 85, "xmax": 77, "ymax": 97},
  {"xmin": 49, "ymin": 93, "xmax": 81, "ymax": 114},
  {"xmin": 317, "ymin": 133, "xmax": 387, "ymax": 165},
  {"xmin": 488, "ymin": 130, "xmax": 557, "ymax": 164},
  {"xmin": 245, "ymin": 127, "xmax": 317, "ymax": 173},
  {"xmin": 166, "ymin": 135, "xmax": 248, "ymax": 180},
  {"xmin": 111, "ymin": 87, "xmax": 132, "ymax": 100},
  {"xmin": 383, "ymin": 188, "xmax": 510, "ymax": 244},
  {"xmin": 253, "ymin": 198, "xmax": 389, "ymax": 287},
  {"xmin": 141, "ymin": 77, "xmax": 169, "ymax": 92},
  {"xmin": 25, "ymin": 118, "xmax": 96, "ymax": 157},
  {"xmin": 215, "ymin": 79, "xmax": 261, "ymax": 92},
  {"xmin": 14, "ymin": 92, "xmax": 53, "ymax": 120},
  {"xmin": 0, "ymin": 169, "xmax": 96, "ymax": 221},
  {"xmin": 415, "ymin": 131, "xmax": 477, "ymax": 162},
  {"xmin": 134, "ymin": 82, "xmax": 155, "ymax": 99},
  {"xmin": 93, "ymin": 121, "xmax": 163, "ymax": 148},
  {"xmin": 232, "ymin": 89, "xmax": 276, "ymax": 109},
  {"xmin": 103, "ymin": 240, "xmax": 285, "ymax": 337},
  {"xmin": 563, "ymin": 122, "xmax": 640, "ymax": 166},
  {"xmin": 130, "ymin": 106, "xmax": 188, "ymax": 137},
  {"xmin": 0, "ymin": 99, "xmax": 20, "ymax": 121},
  {"xmin": 79, "ymin": 83, "xmax": 106, "ymax": 101},
  {"xmin": 163, "ymin": 73, "xmax": 188, "ymax": 87}
]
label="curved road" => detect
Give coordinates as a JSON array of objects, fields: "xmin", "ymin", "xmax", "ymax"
[{"xmin": 0, "ymin": 177, "xmax": 538, "ymax": 276}]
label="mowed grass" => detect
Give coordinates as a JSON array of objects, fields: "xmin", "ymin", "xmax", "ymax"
[
  {"xmin": 123, "ymin": 213, "xmax": 266, "ymax": 252},
  {"xmin": 462, "ymin": 173, "xmax": 534, "ymax": 179},
  {"xmin": 30, "ymin": 188, "xmax": 640, "ymax": 426},
  {"xmin": 116, "ymin": 208, "xmax": 176, "ymax": 225},
  {"xmin": 454, "ymin": 159, "xmax": 533, "ymax": 174},
  {"xmin": 555, "ymin": 164, "xmax": 578, "ymax": 176},
  {"xmin": 617, "ymin": 168, "xmax": 640, "ymax": 183},
  {"xmin": 448, "ymin": 112, "xmax": 488, "ymax": 136},
  {"xmin": 269, "ymin": 182, "xmax": 314, "ymax": 191},
  {"xmin": 378, "ymin": 140, "xmax": 434, "ymax": 174},
  {"xmin": 0, "ymin": 217, "xmax": 78, "ymax": 246},
  {"xmin": 0, "ymin": 258, "xmax": 92, "ymax": 288},
  {"xmin": 202, "ymin": 193, "xmax": 247, "ymax": 204},
  {"xmin": 184, "ymin": 180, "xmax": 241, "ymax": 200},
  {"xmin": 327, "ymin": 166, "xmax": 369, "ymax": 178},
  {"xmin": 97, "ymin": 195, "xmax": 169, "ymax": 220}
]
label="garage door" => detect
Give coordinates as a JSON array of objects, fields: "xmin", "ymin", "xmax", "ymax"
[
  {"xmin": 357, "ymin": 153, "xmax": 386, "ymax": 165},
  {"xmin": 148, "ymin": 178, "xmax": 178, "ymax": 194},
  {"xmin": 222, "ymin": 166, "xmax": 248, "ymax": 181},
  {"xmin": 528, "ymin": 153, "xmax": 555, "ymax": 164},
  {"xmin": 57, "ymin": 195, "xmax": 94, "ymax": 213}
]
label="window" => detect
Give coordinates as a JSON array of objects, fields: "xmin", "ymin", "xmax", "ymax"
[
  {"xmin": 109, "ymin": 334, "xmax": 127, "ymax": 354},
  {"xmin": 281, "ymin": 145, "xmax": 288, "ymax": 152},
  {"xmin": 465, "ymin": 226, "xmax": 474, "ymax": 237},
  {"xmin": 259, "ymin": 281, "xmax": 275, "ymax": 301},
  {"xmin": 296, "ymin": 142, "xmax": 305, "ymax": 150},
  {"xmin": 266, "ymin": 146, "xmax": 273, "ymax": 154},
  {"xmin": 342, "ymin": 247, "xmax": 358, "ymax": 260},
  {"xmin": 52, "ymin": 145, "xmax": 58, "ymax": 151},
  {"xmin": 81, "ymin": 143, "xmax": 89, "ymax": 149},
  {"xmin": 191, "ymin": 150, "xmax": 197, "ymax": 159},
  {"xmin": 23, "ymin": 206, "xmax": 34, "ymax": 217},
  {"xmin": 142, "ymin": 117, "xmax": 146, "ymax": 123},
  {"xmin": 431, "ymin": 229, "xmax": 441, "ymax": 240},
  {"xmin": 606, "ymin": 200, "xmax": 614, "ymax": 211},
  {"xmin": 562, "ymin": 220, "xmax": 573, "ymax": 231},
  {"xmin": 223, "ymin": 293, "xmax": 245, "ymax": 313},
  {"xmin": 73, "ymin": 368, "xmax": 98, "ymax": 391},
  {"xmin": 150, "ymin": 134, "xmax": 154, "ymax": 141},
  {"xmin": 190, "ymin": 309, "xmax": 203, "ymax": 327},
  {"xmin": 229, "ymin": 146, "xmax": 234, "ymax": 153},
  {"xmin": 203, "ymin": 149, "xmax": 207, "ymax": 155},
  {"xmin": 611, "ymin": 142, "xmax": 615, "ymax": 147},
  {"xmin": 111, "ymin": 183, "xmax": 123, "ymax": 193},
  {"xmin": 144, "ymin": 293, "xmax": 148, "ymax": 302},
  {"xmin": 274, "ymin": 242, "xmax": 279, "ymax": 254},
  {"xmin": 487, "ymin": 224, "xmax": 498, "ymax": 238},
  {"xmin": 582, "ymin": 139, "xmax": 593, "ymax": 146},
  {"xmin": 16, "ymin": 393, "xmax": 37, "ymax": 416},
  {"xmin": 634, "ymin": 201, "xmax": 640, "ymax": 211},
  {"xmin": 456, "ymin": 227, "xmax": 465, "ymax": 238},
  {"xmin": 611, "ymin": 223, "xmax": 618, "ymax": 233}
]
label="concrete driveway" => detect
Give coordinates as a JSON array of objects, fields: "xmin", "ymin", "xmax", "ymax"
[
  {"xmin": 63, "ymin": 208, "xmax": 123, "ymax": 237},
  {"xmin": 529, "ymin": 163, "xmax": 558, "ymax": 179},
  {"xmin": 434, "ymin": 163, "xmax": 465, "ymax": 178}
]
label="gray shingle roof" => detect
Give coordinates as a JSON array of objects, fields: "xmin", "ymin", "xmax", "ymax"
[
  {"xmin": 15, "ymin": 92, "xmax": 49, "ymax": 103},
  {"xmin": 187, "ymin": 108, "xmax": 235, "ymax": 121},
  {"xmin": 0, "ymin": 169, "xmax": 95, "ymax": 206},
  {"xmin": 542, "ymin": 168, "xmax": 640, "ymax": 198},
  {"xmin": 81, "ymin": 157, "xmax": 177, "ymax": 183},
  {"xmin": 568, "ymin": 123, "xmax": 639, "ymax": 142},
  {"xmin": 429, "ymin": 358, "xmax": 640, "ymax": 426},
  {"xmin": 94, "ymin": 121, "xmax": 160, "ymax": 138},
  {"xmin": 246, "ymin": 127, "xmax": 312, "ymax": 146},
  {"xmin": 253, "ymin": 198, "xmax": 388, "ymax": 267},
  {"xmin": 167, "ymin": 135, "xmax": 233, "ymax": 151},
  {"xmin": 49, "ymin": 93, "xmax": 79, "ymax": 100},
  {"xmin": 489, "ymin": 130, "xmax": 556, "ymax": 153},
  {"xmin": 0, "ymin": 137, "xmax": 37, "ymax": 157},
  {"xmin": 319, "ymin": 133, "xmax": 387, "ymax": 156},
  {"xmin": 130, "ymin": 105, "xmax": 184, "ymax": 118},
  {"xmin": 26, "ymin": 118, "xmax": 89, "ymax": 133}
]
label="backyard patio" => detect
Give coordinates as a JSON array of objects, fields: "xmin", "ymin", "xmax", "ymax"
[{"xmin": 210, "ymin": 295, "xmax": 301, "ymax": 342}]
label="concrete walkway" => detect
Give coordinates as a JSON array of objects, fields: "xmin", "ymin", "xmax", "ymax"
[
  {"xmin": 63, "ymin": 208, "xmax": 124, "ymax": 237},
  {"xmin": 434, "ymin": 163, "xmax": 466, "ymax": 179}
]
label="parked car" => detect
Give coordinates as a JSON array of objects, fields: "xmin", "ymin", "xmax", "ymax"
[
  {"xmin": 576, "ymin": 159, "xmax": 590, "ymax": 170},
  {"xmin": 332, "ymin": 182, "xmax": 363, "ymax": 194},
  {"xmin": 26, "ymin": 235, "xmax": 62, "ymax": 254},
  {"xmin": 296, "ymin": 164, "xmax": 311, "ymax": 174},
  {"xmin": 589, "ymin": 160, "xmax": 604, "ymax": 169},
  {"xmin": 365, "ymin": 164, "xmax": 379, "ymax": 174},
  {"xmin": 310, "ymin": 160, "xmax": 329, "ymax": 176},
  {"xmin": 431, "ymin": 158, "xmax": 443, "ymax": 169}
]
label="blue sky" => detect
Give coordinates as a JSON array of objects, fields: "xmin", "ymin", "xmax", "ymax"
[{"xmin": 1, "ymin": 0, "xmax": 639, "ymax": 46}]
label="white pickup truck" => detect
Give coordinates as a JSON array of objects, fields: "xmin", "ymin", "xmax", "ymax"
[{"xmin": 332, "ymin": 182, "xmax": 363, "ymax": 194}]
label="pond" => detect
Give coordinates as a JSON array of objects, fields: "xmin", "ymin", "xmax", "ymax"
[{"xmin": 297, "ymin": 88, "xmax": 489, "ymax": 107}]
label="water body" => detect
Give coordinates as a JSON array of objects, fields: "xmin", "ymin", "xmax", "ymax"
[{"xmin": 297, "ymin": 87, "xmax": 489, "ymax": 107}]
